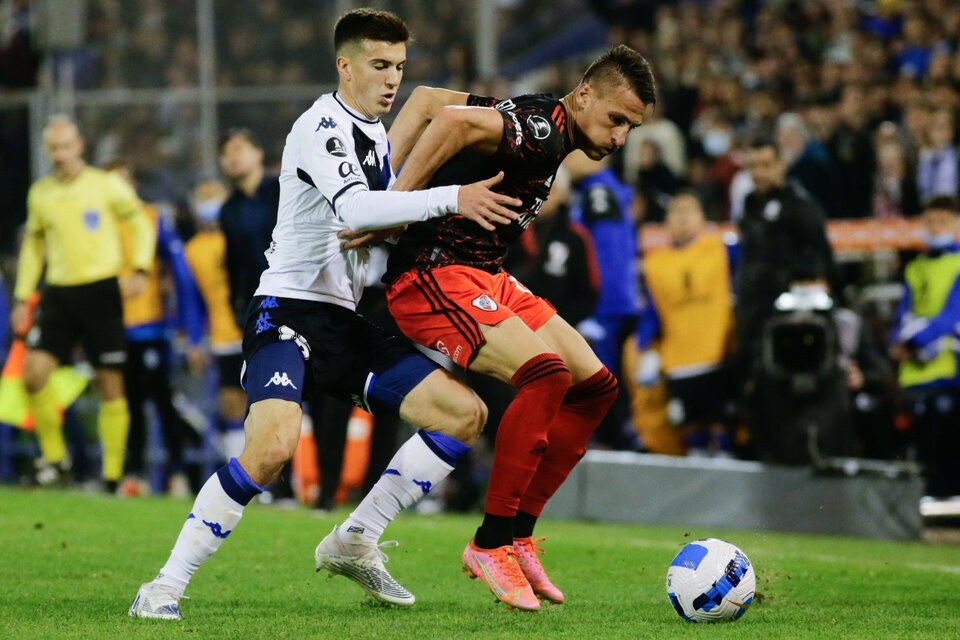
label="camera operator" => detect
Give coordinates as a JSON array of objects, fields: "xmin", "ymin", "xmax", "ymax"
[{"xmin": 736, "ymin": 137, "xmax": 840, "ymax": 462}]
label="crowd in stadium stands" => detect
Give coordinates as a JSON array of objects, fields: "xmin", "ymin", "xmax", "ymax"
[{"xmin": 3, "ymin": 0, "xmax": 960, "ymax": 501}]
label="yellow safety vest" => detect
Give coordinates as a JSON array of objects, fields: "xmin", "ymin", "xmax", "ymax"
[{"xmin": 899, "ymin": 252, "xmax": 960, "ymax": 388}]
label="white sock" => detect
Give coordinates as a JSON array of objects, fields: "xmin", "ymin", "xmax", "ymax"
[
  {"xmin": 339, "ymin": 431, "xmax": 459, "ymax": 544},
  {"xmin": 154, "ymin": 460, "xmax": 260, "ymax": 592}
]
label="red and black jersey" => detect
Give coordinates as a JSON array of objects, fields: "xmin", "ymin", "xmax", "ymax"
[{"xmin": 384, "ymin": 93, "xmax": 574, "ymax": 282}]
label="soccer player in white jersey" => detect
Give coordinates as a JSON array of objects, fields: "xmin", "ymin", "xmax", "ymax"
[{"xmin": 130, "ymin": 8, "xmax": 521, "ymax": 620}]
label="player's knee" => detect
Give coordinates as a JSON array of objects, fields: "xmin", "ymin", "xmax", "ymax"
[
  {"xmin": 23, "ymin": 354, "xmax": 55, "ymax": 394},
  {"xmin": 23, "ymin": 371, "xmax": 47, "ymax": 394},
  {"xmin": 445, "ymin": 391, "xmax": 487, "ymax": 444},
  {"xmin": 240, "ymin": 401, "xmax": 301, "ymax": 482}
]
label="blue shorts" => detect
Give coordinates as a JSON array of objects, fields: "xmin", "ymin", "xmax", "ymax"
[{"xmin": 241, "ymin": 296, "xmax": 439, "ymax": 417}]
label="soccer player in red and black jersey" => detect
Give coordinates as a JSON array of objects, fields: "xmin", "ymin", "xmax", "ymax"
[{"xmin": 342, "ymin": 45, "xmax": 656, "ymax": 610}]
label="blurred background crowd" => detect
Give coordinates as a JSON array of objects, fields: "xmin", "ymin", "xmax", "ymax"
[{"xmin": 3, "ymin": 0, "xmax": 960, "ymax": 506}]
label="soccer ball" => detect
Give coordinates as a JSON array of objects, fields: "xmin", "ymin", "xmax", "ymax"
[{"xmin": 665, "ymin": 538, "xmax": 756, "ymax": 622}]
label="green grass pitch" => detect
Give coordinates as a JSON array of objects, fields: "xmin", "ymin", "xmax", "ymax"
[{"xmin": 2, "ymin": 486, "xmax": 959, "ymax": 639}]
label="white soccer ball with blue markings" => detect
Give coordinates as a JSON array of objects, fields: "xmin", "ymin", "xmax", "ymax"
[{"xmin": 665, "ymin": 538, "xmax": 756, "ymax": 622}]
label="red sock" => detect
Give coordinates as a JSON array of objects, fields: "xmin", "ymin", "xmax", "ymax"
[
  {"xmin": 518, "ymin": 367, "xmax": 618, "ymax": 516},
  {"xmin": 483, "ymin": 353, "xmax": 571, "ymax": 517}
]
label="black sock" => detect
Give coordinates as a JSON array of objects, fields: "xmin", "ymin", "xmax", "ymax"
[
  {"xmin": 513, "ymin": 510, "xmax": 538, "ymax": 539},
  {"xmin": 474, "ymin": 514, "xmax": 514, "ymax": 549}
]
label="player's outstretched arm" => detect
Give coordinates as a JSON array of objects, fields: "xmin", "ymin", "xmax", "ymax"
[
  {"xmin": 391, "ymin": 105, "xmax": 505, "ymax": 193},
  {"xmin": 389, "ymin": 86, "xmax": 469, "ymax": 168},
  {"xmin": 337, "ymin": 171, "xmax": 520, "ymax": 249}
]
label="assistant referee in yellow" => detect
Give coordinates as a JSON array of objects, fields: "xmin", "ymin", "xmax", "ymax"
[{"xmin": 11, "ymin": 115, "xmax": 155, "ymax": 491}]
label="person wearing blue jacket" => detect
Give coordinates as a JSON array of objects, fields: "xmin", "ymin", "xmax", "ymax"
[
  {"xmin": 567, "ymin": 151, "xmax": 641, "ymax": 449},
  {"xmin": 889, "ymin": 194, "xmax": 960, "ymax": 497}
]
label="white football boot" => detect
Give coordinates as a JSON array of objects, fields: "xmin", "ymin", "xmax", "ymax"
[
  {"xmin": 129, "ymin": 581, "xmax": 184, "ymax": 620},
  {"xmin": 314, "ymin": 525, "xmax": 415, "ymax": 606}
]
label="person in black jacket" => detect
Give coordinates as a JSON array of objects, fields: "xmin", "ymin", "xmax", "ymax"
[
  {"xmin": 736, "ymin": 136, "xmax": 841, "ymax": 461},
  {"xmin": 217, "ymin": 128, "xmax": 280, "ymax": 324},
  {"xmin": 736, "ymin": 137, "xmax": 838, "ymax": 377}
]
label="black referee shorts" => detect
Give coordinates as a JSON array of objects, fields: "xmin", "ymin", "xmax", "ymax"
[{"xmin": 26, "ymin": 277, "xmax": 127, "ymax": 368}]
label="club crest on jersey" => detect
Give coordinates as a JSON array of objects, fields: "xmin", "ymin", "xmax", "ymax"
[
  {"xmin": 471, "ymin": 294, "xmax": 498, "ymax": 312},
  {"xmin": 83, "ymin": 209, "xmax": 100, "ymax": 231},
  {"xmin": 763, "ymin": 199, "xmax": 782, "ymax": 221},
  {"xmin": 326, "ymin": 136, "xmax": 347, "ymax": 157},
  {"xmin": 527, "ymin": 115, "xmax": 551, "ymax": 139}
]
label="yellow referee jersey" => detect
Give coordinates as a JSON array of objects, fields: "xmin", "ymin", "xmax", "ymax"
[{"xmin": 14, "ymin": 166, "xmax": 154, "ymax": 300}]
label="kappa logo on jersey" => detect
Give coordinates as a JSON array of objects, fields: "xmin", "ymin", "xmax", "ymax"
[
  {"xmin": 326, "ymin": 136, "xmax": 347, "ymax": 157},
  {"xmin": 527, "ymin": 115, "xmax": 551, "ymax": 140},
  {"xmin": 362, "ymin": 149, "xmax": 377, "ymax": 167},
  {"xmin": 471, "ymin": 294, "xmax": 499, "ymax": 312},
  {"xmin": 315, "ymin": 117, "xmax": 337, "ymax": 130},
  {"xmin": 264, "ymin": 371, "xmax": 297, "ymax": 389},
  {"xmin": 338, "ymin": 161, "xmax": 360, "ymax": 178}
]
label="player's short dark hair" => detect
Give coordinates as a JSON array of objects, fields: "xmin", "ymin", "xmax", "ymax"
[
  {"xmin": 334, "ymin": 8, "xmax": 409, "ymax": 54},
  {"xmin": 582, "ymin": 45, "xmax": 657, "ymax": 106},
  {"xmin": 924, "ymin": 194, "xmax": 959, "ymax": 214},
  {"xmin": 219, "ymin": 127, "xmax": 262, "ymax": 153}
]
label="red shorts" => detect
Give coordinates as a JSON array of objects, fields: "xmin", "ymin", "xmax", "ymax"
[{"xmin": 386, "ymin": 265, "xmax": 556, "ymax": 369}]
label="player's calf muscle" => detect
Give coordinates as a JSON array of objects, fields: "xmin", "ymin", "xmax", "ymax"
[
  {"xmin": 238, "ymin": 399, "xmax": 301, "ymax": 484},
  {"xmin": 400, "ymin": 371, "xmax": 486, "ymax": 443}
]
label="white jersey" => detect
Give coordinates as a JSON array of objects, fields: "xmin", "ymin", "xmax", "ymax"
[{"xmin": 255, "ymin": 92, "xmax": 460, "ymax": 309}]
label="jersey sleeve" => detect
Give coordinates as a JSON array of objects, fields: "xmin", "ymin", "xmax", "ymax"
[
  {"xmin": 494, "ymin": 102, "xmax": 568, "ymax": 166},
  {"xmin": 14, "ymin": 186, "xmax": 46, "ymax": 301},
  {"xmin": 107, "ymin": 172, "xmax": 143, "ymax": 220},
  {"xmin": 157, "ymin": 213, "xmax": 204, "ymax": 346},
  {"xmin": 302, "ymin": 118, "xmax": 368, "ymax": 208},
  {"xmin": 107, "ymin": 174, "xmax": 155, "ymax": 271},
  {"xmin": 23, "ymin": 185, "xmax": 44, "ymax": 237},
  {"xmin": 301, "ymin": 114, "xmax": 460, "ymax": 231},
  {"xmin": 467, "ymin": 94, "xmax": 500, "ymax": 108}
]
